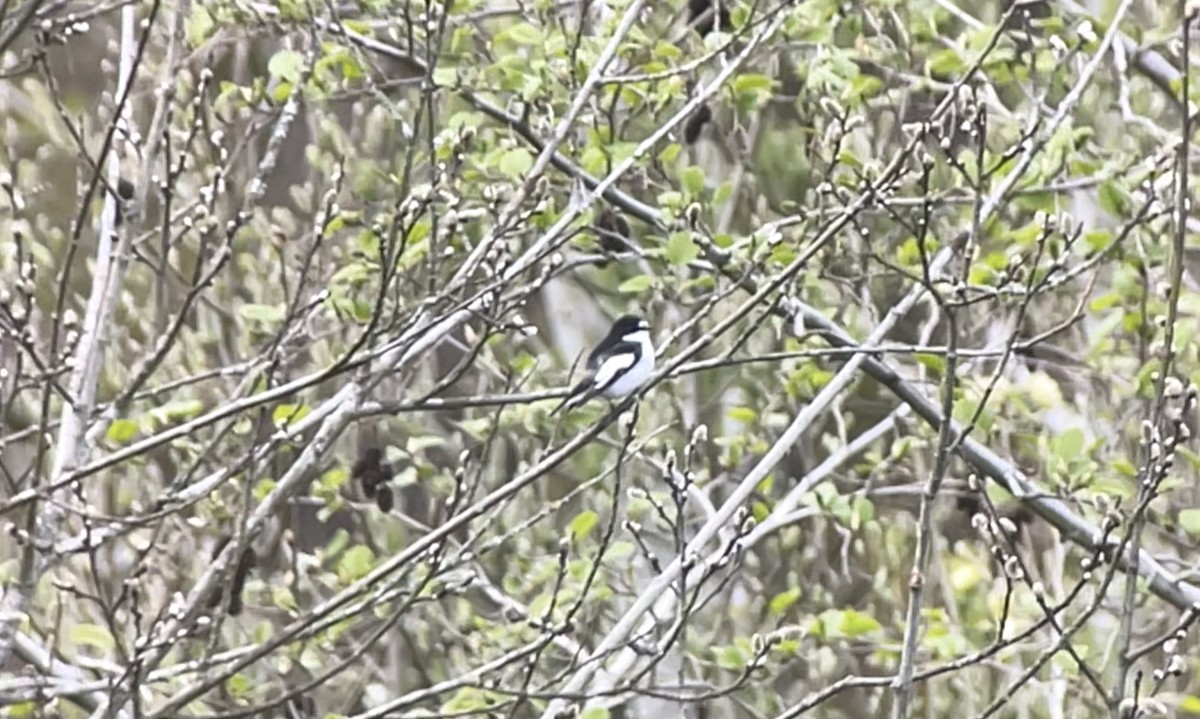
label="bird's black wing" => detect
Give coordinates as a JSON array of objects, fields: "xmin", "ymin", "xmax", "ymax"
[
  {"xmin": 585, "ymin": 340, "xmax": 610, "ymax": 370},
  {"xmin": 552, "ymin": 340, "xmax": 637, "ymax": 415},
  {"xmin": 550, "ymin": 374, "xmax": 595, "ymax": 415},
  {"xmin": 589, "ymin": 340, "xmax": 641, "ymax": 393}
]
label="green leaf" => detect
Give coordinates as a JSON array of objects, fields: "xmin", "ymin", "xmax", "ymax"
[
  {"xmin": 6, "ymin": 702, "xmax": 37, "ymax": 718},
  {"xmin": 1024, "ymin": 370, "xmax": 1064, "ymax": 408},
  {"xmin": 665, "ymin": 231, "xmax": 700, "ymax": 266},
  {"xmin": 457, "ymin": 417, "xmax": 492, "ymax": 439},
  {"xmin": 658, "ymin": 143, "xmax": 681, "ymax": 164},
  {"xmin": 338, "ymin": 545, "xmax": 375, "ymax": 582},
  {"xmin": 569, "ymin": 510, "xmax": 600, "ymax": 539},
  {"xmin": 839, "ymin": 609, "xmax": 882, "ymax": 637},
  {"xmin": 187, "ymin": 4, "xmax": 216, "ymax": 48},
  {"xmin": 106, "ymin": 419, "xmax": 139, "ymax": 443},
  {"xmin": 581, "ymin": 146, "xmax": 607, "ymax": 175},
  {"xmin": 733, "ymin": 73, "xmax": 773, "ymax": 94},
  {"xmin": 442, "ymin": 687, "xmax": 500, "ymax": 712},
  {"xmin": 1098, "ymin": 182, "xmax": 1131, "ymax": 217},
  {"xmin": 657, "ymin": 190, "xmax": 684, "ymax": 208},
  {"xmin": 769, "ymin": 587, "xmax": 802, "ymax": 615},
  {"xmin": 618, "ymin": 275, "xmax": 654, "ymax": 294},
  {"xmin": 926, "ymin": 48, "xmax": 963, "ymax": 75},
  {"xmin": 732, "ymin": 73, "xmax": 774, "ymax": 108},
  {"xmin": 1030, "ymin": 14, "xmax": 1065, "ymax": 31},
  {"xmin": 331, "ymin": 262, "xmax": 372, "ymax": 286},
  {"xmin": 268, "ymin": 49, "xmax": 305, "ymax": 84},
  {"xmin": 850, "ymin": 496, "xmax": 874, "ymax": 529},
  {"xmin": 1180, "ymin": 695, "xmax": 1200, "ymax": 715},
  {"xmin": 913, "ymin": 352, "xmax": 945, "ymax": 374},
  {"xmin": 653, "ymin": 41, "xmax": 682, "ymax": 60},
  {"xmin": 818, "ymin": 608, "xmax": 883, "ymax": 639},
  {"xmin": 325, "ymin": 529, "xmax": 350, "ymax": 557},
  {"xmin": 273, "ymin": 585, "xmax": 299, "ymax": 613},
  {"xmin": 152, "ymin": 399, "xmax": 204, "ymax": 423},
  {"xmin": 713, "ymin": 181, "xmax": 733, "ymax": 205},
  {"xmin": 239, "ymin": 303, "xmax": 285, "ymax": 324},
  {"xmin": 845, "ymin": 73, "xmax": 883, "ymax": 101},
  {"xmin": 580, "ymin": 709, "xmax": 611, "ymax": 719},
  {"xmin": 277, "ymin": 0, "xmax": 308, "ymax": 20},
  {"xmin": 1089, "ymin": 291, "xmax": 1121, "ymax": 312},
  {"xmin": 498, "ymin": 148, "xmax": 534, "ymax": 178},
  {"xmin": 272, "ymin": 81, "xmax": 293, "ymax": 103},
  {"xmin": 728, "ymin": 406, "xmax": 757, "ymax": 423},
  {"xmin": 407, "ymin": 435, "xmax": 446, "ymax": 454},
  {"xmin": 69, "ymin": 623, "xmax": 115, "ymax": 651},
  {"xmin": 714, "ymin": 643, "xmax": 748, "ymax": 670},
  {"xmin": 504, "ymin": 22, "xmax": 543, "ymax": 46},
  {"xmin": 1179, "ymin": 509, "xmax": 1200, "ymax": 536},
  {"xmin": 226, "ymin": 673, "xmax": 253, "ymax": 698},
  {"xmin": 272, "ymin": 403, "xmax": 311, "ymax": 428},
  {"xmin": 1110, "ymin": 458, "xmax": 1138, "ymax": 478},
  {"xmin": 1083, "ymin": 230, "xmax": 1112, "ymax": 252},
  {"xmin": 447, "ymin": 111, "xmax": 485, "ymax": 129},
  {"xmin": 1053, "ymin": 428, "xmax": 1085, "ymax": 461},
  {"xmin": 680, "ymin": 166, "xmax": 705, "ymax": 196},
  {"xmin": 432, "ymin": 66, "xmax": 458, "ymax": 87},
  {"xmin": 254, "ymin": 478, "xmax": 276, "ymax": 501}
]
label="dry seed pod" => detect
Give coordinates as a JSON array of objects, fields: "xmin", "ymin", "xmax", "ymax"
[
  {"xmin": 352, "ymin": 446, "xmax": 392, "ymax": 497},
  {"xmin": 684, "ymin": 104, "xmax": 713, "ymax": 144},
  {"xmin": 114, "ymin": 178, "xmax": 135, "ymax": 226},
  {"xmin": 375, "ymin": 486, "xmax": 395, "ymax": 513},
  {"xmin": 226, "ymin": 546, "xmax": 258, "ymax": 616},
  {"xmin": 688, "ymin": 0, "xmax": 729, "ymax": 36},
  {"xmin": 595, "ymin": 206, "xmax": 633, "ymax": 253}
]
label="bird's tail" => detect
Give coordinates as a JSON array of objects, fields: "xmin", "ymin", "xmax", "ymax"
[
  {"xmin": 549, "ymin": 398, "xmax": 570, "ymax": 416},
  {"xmin": 551, "ymin": 378, "xmax": 593, "ymax": 416}
]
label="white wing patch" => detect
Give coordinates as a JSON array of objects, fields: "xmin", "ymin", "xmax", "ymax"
[
  {"xmin": 604, "ymin": 353, "xmax": 652, "ymax": 397},
  {"xmin": 602, "ymin": 331, "xmax": 655, "ymax": 398},
  {"xmin": 592, "ymin": 352, "xmax": 636, "ymax": 391}
]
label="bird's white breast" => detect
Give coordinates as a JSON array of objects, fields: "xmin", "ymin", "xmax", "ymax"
[{"xmin": 600, "ymin": 329, "xmax": 655, "ymax": 398}]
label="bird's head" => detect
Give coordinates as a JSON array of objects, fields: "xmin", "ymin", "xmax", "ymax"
[{"xmin": 612, "ymin": 315, "xmax": 649, "ymax": 338}]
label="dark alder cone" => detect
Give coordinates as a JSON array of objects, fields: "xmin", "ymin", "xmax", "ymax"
[
  {"xmin": 226, "ymin": 590, "xmax": 243, "ymax": 616},
  {"xmin": 205, "ymin": 536, "xmax": 257, "ymax": 615},
  {"xmin": 688, "ymin": 0, "xmax": 729, "ymax": 37},
  {"xmin": 113, "ymin": 178, "xmax": 135, "ymax": 227},
  {"xmin": 595, "ymin": 206, "xmax": 633, "ymax": 253},
  {"xmin": 953, "ymin": 493, "xmax": 976, "ymax": 516},
  {"xmin": 352, "ymin": 446, "xmax": 389, "ymax": 498},
  {"xmin": 226, "ymin": 546, "xmax": 258, "ymax": 616},
  {"xmin": 1003, "ymin": 505, "xmax": 1035, "ymax": 536},
  {"xmin": 683, "ymin": 104, "xmax": 713, "ymax": 145},
  {"xmin": 205, "ymin": 536, "xmax": 232, "ymax": 609},
  {"xmin": 375, "ymin": 486, "xmax": 395, "ymax": 513},
  {"xmin": 285, "ymin": 695, "xmax": 317, "ymax": 719}
]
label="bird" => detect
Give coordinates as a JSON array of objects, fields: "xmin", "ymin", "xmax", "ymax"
[{"xmin": 551, "ymin": 315, "xmax": 656, "ymax": 415}]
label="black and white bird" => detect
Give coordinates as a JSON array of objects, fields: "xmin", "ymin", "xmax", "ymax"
[{"xmin": 551, "ymin": 315, "xmax": 656, "ymax": 415}]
